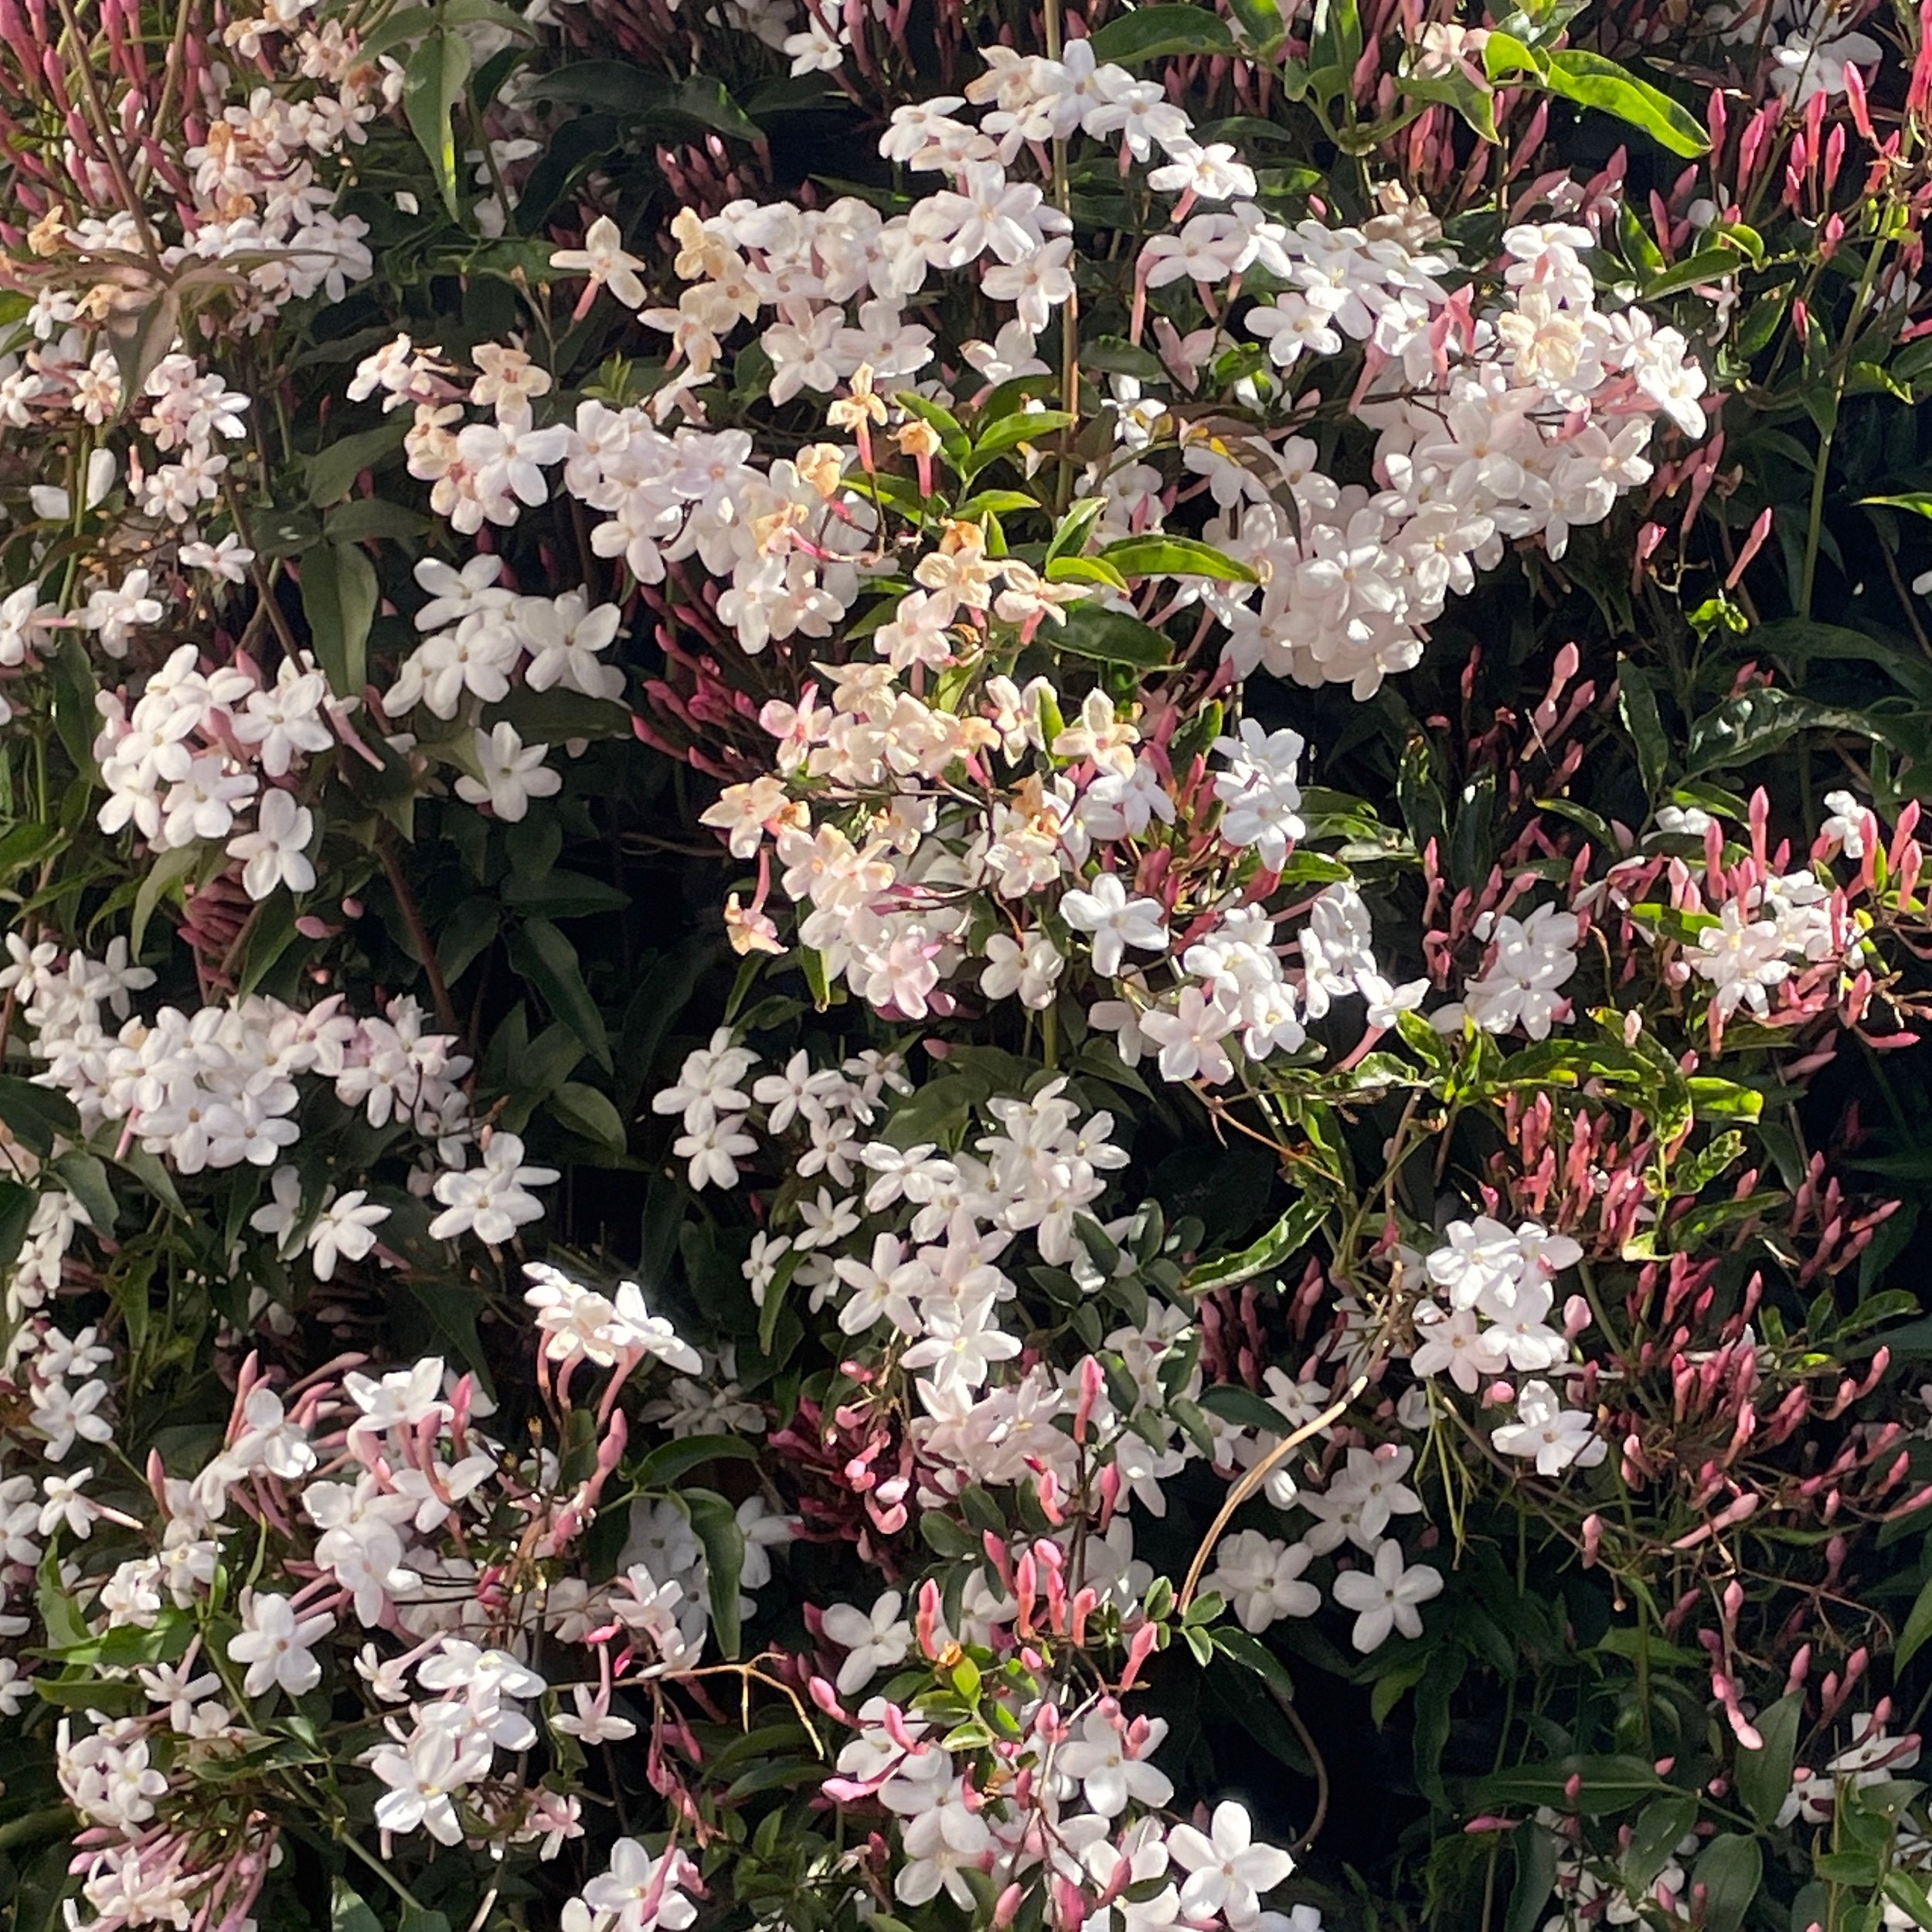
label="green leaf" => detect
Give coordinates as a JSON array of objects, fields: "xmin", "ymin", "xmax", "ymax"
[
  {"xmin": 1224, "ymin": 0, "xmax": 1285, "ymax": 44},
  {"xmin": 1617, "ymin": 659, "xmax": 1669, "ymax": 800},
  {"xmin": 1623, "ymin": 1794, "xmax": 1699, "ymax": 1889},
  {"xmin": 894, "ymin": 392, "xmax": 971, "ymax": 470},
  {"xmin": 641, "ymin": 1434, "xmax": 760, "ymax": 1485},
  {"xmin": 436, "ymin": 895, "xmax": 501, "ymax": 984},
  {"xmin": 1896, "ymin": 1573, "xmax": 1932, "ymax": 1675},
  {"xmin": 36, "ymin": 1545, "xmax": 90, "ymax": 1645},
  {"xmin": 131, "ymin": 844, "xmax": 202, "ymax": 961},
  {"xmin": 955, "ymin": 488, "xmax": 1039, "ymax": 519},
  {"xmin": 1543, "ymin": 49, "xmax": 1708, "ymax": 156},
  {"xmin": 1505, "ymin": 1821, "xmax": 1559, "ymax": 1932},
  {"xmin": 502, "ymin": 871, "xmax": 632, "ymax": 918},
  {"xmin": 0, "ymin": 1078, "xmax": 80, "ymax": 1159},
  {"xmin": 1187, "ymin": 1196, "xmax": 1325, "ymax": 1292},
  {"xmin": 969, "ymin": 409, "xmax": 1076, "ymax": 472},
  {"xmin": 0, "ymin": 1180, "xmax": 34, "ymax": 1278},
  {"xmin": 1100, "ymin": 536, "xmax": 1259, "ymax": 583},
  {"xmin": 1369, "ymin": 1650, "xmax": 1430, "ymax": 1726},
  {"xmin": 1213, "ymin": 1628, "xmax": 1297, "ymax": 1700},
  {"xmin": 300, "ymin": 542, "xmax": 379, "ymax": 699},
  {"xmin": 683, "ymin": 1488, "xmax": 745, "ymax": 1659},
  {"xmin": 49, "ymin": 1151, "xmax": 117, "ymax": 1236},
  {"xmin": 506, "ymin": 917, "xmax": 611, "ymax": 1070},
  {"xmin": 1684, "ymin": 687, "xmax": 1884, "ymax": 775},
  {"xmin": 358, "ymin": 5, "xmax": 437, "ymax": 56},
  {"xmin": 1088, "ymin": 4, "xmax": 1236, "ymax": 64},
  {"xmin": 444, "ymin": 0, "xmax": 538, "ymax": 32},
  {"xmin": 1885, "ymin": 1873, "xmax": 1932, "ymax": 1932},
  {"xmin": 550, "ymin": 1080, "xmax": 628, "ymax": 1158},
  {"xmin": 1046, "ymin": 556, "xmax": 1129, "ymax": 592},
  {"xmin": 331, "ymin": 1883, "xmax": 384, "ymax": 1932},
  {"xmin": 306, "ymin": 419, "xmax": 408, "ymax": 507},
  {"xmin": 523, "ymin": 64, "xmax": 760, "ymax": 134},
  {"xmin": 403, "ymin": 29, "xmax": 473, "ymax": 222},
  {"xmin": 110, "ymin": 1145, "xmax": 189, "ymax": 1220},
  {"xmin": 1863, "ymin": 491, "xmax": 1932, "ymax": 518},
  {"xmin": 486, "ymin": 689, "xmax": 635, "ymax": 742},
  {"xmin": 104, "ymin": 289, "xmax": 184, "ymax": 420},
  {"xmin": 52, "ymin": 1607, "xmax": 194, "ymax": 1668},
  {"xmin": 1736, "ymin": 1691, "xmax": 1803, "ymax": 1828},
  {"xmin": 1413, "ymin": 1645, "xmax": 1466, "ymax": 1808},
  {"xmin": 1642, "ymin": 244, "xmax": 1747, "ymax": 301},
  {"xmin": 1814, "ymin": 1849, "xmax": 1883, "ymax": 1886},
  {"xmin": 1685, "ymin": 1077, "xmax": 1762, "ymax": 1123},
  {"xmin": 656, "ymin": 75, "xmax": 762, "ymax": 141},
  {"xmin": 1755, "ymin": 617, "xmax": 1932, "ymax": 704},
  {"xmin": 1308, "ymin": 0, "xmax": 1363, "ymax": 77},
  {"xmin": 1056, "ymin": 604, "xmax": 1174, "ymax": 669},
  {"xmin": 1396, "ymin": 63, "xmax": 1498, "ymax": 140},
  {"xmin": 522, "ymin": 59, "xmax": 661, "ymax": 111},
  {"xmin": 1197, "ymin": 1383, "xmax": 1298, "ymax": 1432},
  {"xmin": 1692, "ymin": 1832, "xmax": 1762, "ymax": 1932},
  {"xmin": 1047, "ymin": 498, "xmax": 1107, "ymax": 565},
  {"xmin": 1082, "ymin": 336, "xmax": 1166, "ymax": 382},
  {"xmin": 1473, "ymin": 1754, "xmax": 1668, "ymax": 1815},
  {"xmin": 50, "ymin": 629, "xmax": 101, "ymax": 779},
  {"xmin": 327, "ymin": 498, "xmax": 430, "ymax": 544}
]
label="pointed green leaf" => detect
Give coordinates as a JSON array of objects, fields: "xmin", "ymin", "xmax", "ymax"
[
  {"xmin": 403, "ymin": 29, "xmax": 473, "ymax": 222},
  {"xmin": 1100, "ymin": 535, "xmax": 1259, "ymax": 583},
  {"xmin": 506, "ymin": 917, "xmax": 610, "ymax": 1070},
  {"xmin": 300, "ymin": 541, "xmax": 379, "ymax": 699},
  {"xmin": 1088, "ymin": 4, "xmax": 1236, "ymax": 63},
  {"xmin": 1543, "ymin": 49, "xmax": 1708, "ymax": 158}
]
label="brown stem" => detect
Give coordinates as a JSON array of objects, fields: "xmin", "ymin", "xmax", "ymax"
[
  {"xmin": 1274, "ymin": 1689, "xmax": 1331, "ymax": 1854},
  {"xmin": 379, "ymin": 834, "xmax": 463, "ymax": 1041},
  {"xmin": 1179, "ymin": 1374, "xmax": 1370, "ymax": 1609},
  {"xmin": 49, "ymin": 0, "xmax": 165, "ymax": 271}
]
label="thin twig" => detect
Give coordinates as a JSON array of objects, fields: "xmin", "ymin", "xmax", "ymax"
[
  {"xmin": 1179, "ymin": 1374, "xmax": 1369, "ymax": 1609},
  {"xmin": 1273, "ymin": 1689, "xmax": 1330, "ymax": 1854},
  {"xmin": 379, "ymin": 833, "xmax": 463, "ymax": 1039}
]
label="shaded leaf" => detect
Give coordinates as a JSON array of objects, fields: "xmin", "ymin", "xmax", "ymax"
[
  {"xmin": 300, "ymin": 542, "xmax": 379, "ymax": 699},
  {"xmin": 1057, "ymin": 604, "xmax": 1174, "ymax": 669},
  {"xmin": 507, "ymin": 917, "xmax": 611, "ymax": 1069},
  {"xmin": 403, "ymin": 30, "xmax": 473, "ymax": 222},
  {"xmin": 550, "ymin": 1080, "xmax": 628, "ymax": 1157},
  {"xmin": 1088, "ymin": 5, "xmax": 1236, "ymax": 63},
  {"xmin": 683, "ymin": 1488, "xmax": 745, "ymax": 1658},
  {"xmin": 1692, "ymin": 1833, "xmax": 1762, "ymax": 1932},
  {"xmin": 306, "ymin": 419, "xmax": 407, "ymax": 506},
  {"xmin": 1736, "ymin": 1691, "xmax": 1803, "ymax": 1828}
]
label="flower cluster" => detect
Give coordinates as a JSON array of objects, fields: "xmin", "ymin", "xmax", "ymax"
[{"xmin": 12, "ymin": 0, "xmax": 1932, "ymax": 1930}]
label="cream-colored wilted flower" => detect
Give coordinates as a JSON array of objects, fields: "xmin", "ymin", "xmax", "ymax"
[
  {"xmin": 669, "ymin": 206, "xmax": 735, "ymax": 281},
  {"xmin": 827, "ymin": 364, "xmax": 889, "ymax": 433},
  {"xmin": 752, "ymin": 500, "xmax": 810, "ymax": 556},
  {"xmin": 894, "ymin": 416, "xmax": 942, "ymax": 461},
  {"xmin": 27, "ymin": 206, "xmax": 67, "ymax": 257},
  {"xmin": 793, "ymin": 442, "xmax": 847, "ymax": 498},
  {"xmin": 549, "ymin": 216, "xmax": 646, "ymax": 310},
  {"xmin": 725, "ymin": 893, "xmax": 784, "ymax": 957}
]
